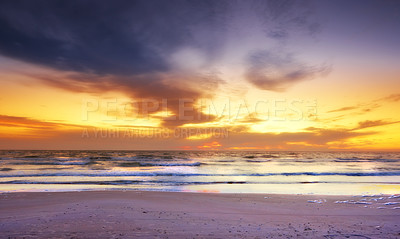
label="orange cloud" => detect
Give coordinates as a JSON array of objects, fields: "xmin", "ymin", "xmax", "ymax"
[
  {"xmin": 0, "ymin": 114, "xmax": 89, "ymax": 140},
  {"xmin": 353, "ymin": 120, "xmax": 400, "ymax": 131},
  {"xmin": 381, "ymin": 93, "xmax": 400, "ymax": 102},
  {"xmin": 0, "ymin": 114, "xmax": 80, "ymax": 130},
  {"xmin": 227, "ymin": 146, "xmax": 265, "ymax": 150},
  {"xmin": 197, "ymin": 141, "xmax": 222, "ymax": 150},
  {"xmin": 35, "ymin": 72, "xmax": 222, "ymax": 128}
]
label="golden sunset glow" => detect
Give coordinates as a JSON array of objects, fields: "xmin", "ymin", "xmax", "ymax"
[
  {"xmin": 1, "ymin": 60, "xmax": 400, "ymax": 150},
  {"xmin": 0, "ymin": 1, "xmax": 399, "ymax": 151},
  {"xmin": 2, "ymin": 3, "xmax": 400, "ymax": 238}
]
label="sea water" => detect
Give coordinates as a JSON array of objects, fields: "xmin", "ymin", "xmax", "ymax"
[{"xmin": 1, "ymin": 150, "xmax": 400, "ymax": 195}]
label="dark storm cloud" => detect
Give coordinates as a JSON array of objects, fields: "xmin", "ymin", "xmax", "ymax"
[
  {"xmin": 0, "ymin": 0, "xmax": 321, "ymax": 76},
  {"xmin": 238, "ymin": 0, "xmax": 330, "ymax": 91},
  {"xmin": 34, "ymin": 71, "xmax": 223, "ymax": 127},
  {"xmin": 0, "ymin": 0, "xmax": 325, "ymax": 126},
  {"xmin": 0, "ymin": 0, "xmax": 229, "ymax": 75},
  {"xmin": 261, "ymin": 0, "xmax": 321, "ymax": 38},
  {"xmin": 0, "ymin": 0, "xmax": 230, "ymax": 127},
  {"xmin": 245, "ymin": 51, "xmax": 330, "ymax": 92}
]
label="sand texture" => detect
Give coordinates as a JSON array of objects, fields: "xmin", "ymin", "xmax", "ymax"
[{"xmin": 1, "ymin": 191, "xmax": 400, "ymax": 238}]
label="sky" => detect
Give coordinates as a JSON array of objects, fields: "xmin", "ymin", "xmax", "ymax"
[{"xmin": 0, "ymin": 0, "xmax": 399, "ymax": 150}]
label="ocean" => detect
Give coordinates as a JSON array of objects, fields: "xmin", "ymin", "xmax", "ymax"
[{"xmin": 1, "ymin": 150, "xmax": 400, "ymax": 195}]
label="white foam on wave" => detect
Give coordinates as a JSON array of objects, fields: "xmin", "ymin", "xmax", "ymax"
[
  {"xmin": 308, "ymin": 199, "xmax": 326, "ymax": 203},
  {"xmin": 388, "ymin": 194, "xmax": 400, "ymax": 199},
  {"xmin": 334, "ymin": 200, "xmax": 349, "ymax": 204},
  {"xmin": 334, "ymin": 200, "xmax": 372, "ymax": 205},
  {"xmin": 371, "ymin": 197, "xmax": 385, "ymax": 201},
  {"xmin": 139, "ymin": 162, "xmax": 202, "ymax": 167},
  {"xmin": 384, "ymin": 202, "xmax": 400, "ymax": 205}
]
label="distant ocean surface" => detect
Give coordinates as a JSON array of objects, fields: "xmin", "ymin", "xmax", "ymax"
[{"xmin": 1, "ymin": 151, "xmax": 400, "ymax": 195}]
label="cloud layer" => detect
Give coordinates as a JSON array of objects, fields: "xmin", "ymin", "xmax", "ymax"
[
  {"xmin": 0, "ymin": 0, "xmax": 327, "ymax": 127},
  {"xmin": 246, "ymin": 51, "xmax": 330, "ymax": 91}
]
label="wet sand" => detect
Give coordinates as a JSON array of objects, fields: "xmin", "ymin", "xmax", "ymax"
[{"xmin": 0, "ymin": 191, "xmax": 399, "ymax": 238}]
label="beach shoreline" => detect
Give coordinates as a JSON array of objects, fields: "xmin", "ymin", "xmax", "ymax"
[{"xmin": 1, "ymin": 190, "xmax": 399, "ymax": 238}]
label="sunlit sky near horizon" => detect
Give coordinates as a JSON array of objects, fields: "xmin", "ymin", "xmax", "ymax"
[{"xmin": 0, "ymin": 0, "xmax": 399, "ymax": 150}]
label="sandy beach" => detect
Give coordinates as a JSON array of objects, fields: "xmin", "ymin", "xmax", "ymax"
[{"xmin": 0, "ymin": 191, "xmax": 399, "ymax": 238}]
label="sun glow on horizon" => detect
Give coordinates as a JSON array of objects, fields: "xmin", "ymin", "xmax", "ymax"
[{"xmin": 0, "ymin": 1, "xmax": 399, "ymax": 150}]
